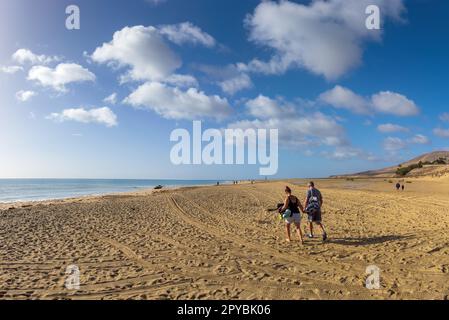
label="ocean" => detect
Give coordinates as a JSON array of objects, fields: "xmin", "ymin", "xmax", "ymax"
[{"xmin": 0, "ymin": 179, "xmax": 228, "ymax": 203}]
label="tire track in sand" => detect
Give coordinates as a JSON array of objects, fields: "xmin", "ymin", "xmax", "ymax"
[{"xmin": 166, "ymin": 194, "xmax": 378, "ymax": 296}]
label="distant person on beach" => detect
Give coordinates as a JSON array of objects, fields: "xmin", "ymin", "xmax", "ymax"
[
  {"xmin": 279, "ymin": 186, "xmax": 304, "ymax": 243},
  {"xmin": 304, "ymin": 182, "xmax": 327, "ymax": 242},
  {"xmin": 396, "ymin": 182, "xmax": 401, "ymax": 191},
  {"xmin": 402, "ymin": 184, "xmax": 405, "ymax": 191}
]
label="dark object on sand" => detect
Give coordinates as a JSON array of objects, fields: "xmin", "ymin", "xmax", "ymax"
[
  {"xmin": 276, "ymin": 203, "xmax": 284, "ymax": 213},
  {"xmin": 266, "ymin": 203, "xmax": 284, "ymax": 212},
  {"xmin": 154, "ymin": 185, "xmax": 163, "ymax": 190}
]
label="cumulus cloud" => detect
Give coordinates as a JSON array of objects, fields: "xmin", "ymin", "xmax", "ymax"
[
  {"xmin": 124, "ymin": 81, "xmax": 232, "ymax": 120},
  {"xmin": 47, "ymin": 107, "xmax": 117, "ymax": 127},
  {"xmin": 245, "ymin": 95, "xmax": 295, "ymax": 119},
  {"xmin": 322, "ymin": 146, "xmax": 376, "ymax": 161},
  {"xmin": 371, "ymin": 91, "xmax": 419, "ymax": 116},
  {"xmin": 164, "ymin": 74, "xmax": 199, "ymax": 87},
  {"xmin": 91, "ymin": 23, "xmax": 217, "ymax": 85},
  {"xmin": 196, "ymin": 64, "xmax": 252, "ymax": 95},
  {"xmin": 15, "ymin": 90, "xmax": 37, "ymax": 102},
  {"xmin": 12, "ymin": 49, "xmax": 59, "ymax": 65},
  {"xmin": 408, "ymin": 134, "xmax": 430, "ymax": 145},
  {"xmin": 228, "ymin": 113, "xmax": 348, "ymax": 150},
  {"xmin": 93, "ymin": 24, "xmax": 213, "ymax": 81},
  {"xmin": 242, "ymin": 0, "xmax": 405, "ymax": 80},
  {"xmin": 227, "ymin": 94, "xmax": 354, "ymax": 154},
  {"xmin": 91, "ymin": 26, "xmax": 181, "ymax": 82},
  {"xmin": 433, "ymin": 128, "xmax": 449, "ymax": 138},
  {"xmin": 1, "ymin": 65, "xmax": 23, "ymax": 74},
  {"xmin": 103, "ymin": 93, "xmax": 118, "ymax": 105},
  {"xmin": 320, "ymin": 86, "xmax": 419, "ymax": 116},
  {"xmin": 219, "ymin": 73, "xmax": 252, "ymax": 95},
  {"xmin": 383, "ymin": 137, "xmax": 407, "ymax": 152},
  {"xmin": 28, "ymin": 63, "xmax": 95, "ymax": 92},
  {"xmin": 384, "ymin": 134, "xmax": 430, "ymax": 153},
  {"xmin": 377, "ymin": 123, "xmax": 409, "ymax": 133},
  {"xmin": 159, "ymin": 22, "xmax": 216, "ymax": 47},
  {"xmin": 319, "ymin": 85, "xmax": 370, "ymax": 115}
]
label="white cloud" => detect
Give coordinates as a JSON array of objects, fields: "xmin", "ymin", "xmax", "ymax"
[
  {"xmin": 377, "ymin": 123, "xmax": 409, "ymax": 133},
  {"xmin": 91, "ymin": 25, "xmax": 181, "ymax": 82},
  {"xmin": 243, "ymin": 0, "xmax": 405, "ymax": 80},
  {"xmin": 322, "ymin": 146, "xmax": 375, "ymax": 161},
  {"xmin": 91, "ymin": 24, "xmax": 214, "ymax": 84},
  {"xmin": 197, "ymin": 64, "xmax": 252, "ymax": 95},
  {"xmin": 408, "ymin": 134, "xmax": 430, "ymax": 145},
  {"xmin": 319, "ymin": 85, "xmax": 370, "ymax": 115},
  {"xmin": 12, "ymin": 49, "xmax": 59, "ymax": 65},
  {"xmin": 228, "ymin": 113, "xmax": 347, "ymax": 149},
  {"xmin": 383, "ymin": 137, "xmax": 407, "ymax": 152},
  {"xmin": 229, "ymin": 94, "xmax": 349, "ymax": 149},
  {"xmin": 439, "ymin": 113, "xmax": 449, "ymax": 122},
  {"xmin": 159, "ymin": 22, "xmax": 216, "ymax": 47},
  {"xmin": 320, "ymin": 86, "xmax": 419, "ymax": 117},
  {"xmin": 15, "ymin": 90, "xmax": 37, "ymax": 102},
  {"xmin": 124, "ymin": 81, "xmax": 232, "ymax": 120},
  {"xmin": 165, "ymin": 74, "xmax": 198, "ymax": 87},
  {"xmin": 219, "ymin": 73, "xmax": 252, "ymax": 95},
  {"xmin": 371, "ymin": 91, "xmax": 419, "ymax": 116},
  {"xmin": 103, "ymin": 93, "xmax": 118, "ymax": 105},
  {"xmin": 47, "ymin": 107, "xmax": 117, "ymax": 127},
  {"xmin": 433, "ymin": 128, "xmax": 449, "ymax": 138},
  {"xmin": 383, "ymin": 134, "xmax": 430, "ymax": 153},
  {"xmin": 227, "ymin": 94, "xmax": 381, "ymax": 160},
  {"xmin": 1, "ymin": 65, "xmax": 23, "ymax": 74},
  {"xmin": 28, "ymin": 63, "xmax": 95, "ymax": 92},
  {"xmin": 245, "ymin": 95, "xmax": 295, "ymax": 119}
]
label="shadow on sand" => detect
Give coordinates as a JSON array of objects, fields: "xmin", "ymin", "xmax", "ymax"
[{"xmin": 327, "ymin": 234, "xmax": 413, "ymax": 246}]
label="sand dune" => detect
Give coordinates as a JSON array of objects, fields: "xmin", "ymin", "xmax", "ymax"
[{"xmin": 0, "ymin": 179, "xmax": 448, "ymax": 300}]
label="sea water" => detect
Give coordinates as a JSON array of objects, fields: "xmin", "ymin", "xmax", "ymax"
[{"xmin": 0, "ymin": 179, "xmax": 227, "ymax": 203}]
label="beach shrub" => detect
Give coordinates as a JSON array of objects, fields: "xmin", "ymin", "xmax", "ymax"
[
  {"xmin": 432, "ymin": 157, "xmax": 447, "ymax": 165},
  {"xmin": 396, "ymin": 161, "xmax": 424, "ymax": 176}
]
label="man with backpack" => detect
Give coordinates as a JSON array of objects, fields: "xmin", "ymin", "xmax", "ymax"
[{"xmin": 304, "ymin": 181, "xmax": 328, "ymax": 242}]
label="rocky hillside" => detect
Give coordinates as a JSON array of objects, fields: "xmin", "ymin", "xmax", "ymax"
[{"xmin": 334, "ymin": 151, "xmax": 449, "ymax": 178}]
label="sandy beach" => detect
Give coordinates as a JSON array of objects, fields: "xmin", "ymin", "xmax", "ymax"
[{"xmin": 1, "ymin": 178, "xmax": 448, "ymax": 300}]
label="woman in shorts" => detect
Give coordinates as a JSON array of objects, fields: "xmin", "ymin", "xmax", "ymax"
[{"xmin": 279, "ymin": 186, "xmax": 304, "ymax": 243}]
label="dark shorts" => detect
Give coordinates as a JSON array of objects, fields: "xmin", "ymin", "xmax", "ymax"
[{"xmin": 307, "ymin": 210, "xmax": 322, "ymax": 223}]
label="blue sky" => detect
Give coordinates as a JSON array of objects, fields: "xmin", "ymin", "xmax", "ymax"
[{"xmin": 1, "ymin": 0, "xmax": 448, "ymax": 179}]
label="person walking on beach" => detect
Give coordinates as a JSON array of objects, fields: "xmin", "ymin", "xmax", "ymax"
[
  {"xmin": 304, "ymin": 181, "xmax": 327, "ymax": 242},
  {"xmin": 402, "ymin": 184, "xmax": 405, "ymax": 191},
  {"xmin": 279, "ymin": 186, "xmax": 304, "ymax": 244},
  {"xmin": 396, "ymin": 182, "xmax": 401, "ymax": 191}
]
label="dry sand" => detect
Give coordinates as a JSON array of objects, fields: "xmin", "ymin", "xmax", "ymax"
[{"xmin": 1, "ymin": 178, "xmax": 448, "ymax": 300}]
